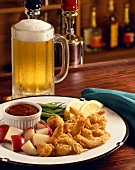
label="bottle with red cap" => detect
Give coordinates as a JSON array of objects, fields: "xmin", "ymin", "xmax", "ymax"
[
  {"xmin": 61, "ymin": 0, "xmax": 84, "ymax": 66},
  {"xmin": 61, "ymin": 0, "xmax": 78, "ymax": 11}
]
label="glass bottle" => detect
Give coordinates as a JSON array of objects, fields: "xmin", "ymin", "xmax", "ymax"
[
  {"xmin": 84, "ymin": 6, "xmax": 103, "ymax": 53},
  {"xmin": 104, "ymin": 0, "xmax": 119, "ymax": 49},
  {"xmin": 24, "ymin": 0, "xmax": 42, "ymax": 19},
  {"xmin": 61, "ymin": 0, "xmax": 84, "ymax": 65},
  {"xmin": 119, "ymin": 3, "xmax": 135, "ymax": 48}
]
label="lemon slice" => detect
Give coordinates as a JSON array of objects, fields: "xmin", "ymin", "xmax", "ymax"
[
  {"xmin": 79, "ymin": 100, "xmax": 104, "ymax": 118},
  {"xmin": 64, "ymin": 99, "xmax": 86, "ymax": 119}
]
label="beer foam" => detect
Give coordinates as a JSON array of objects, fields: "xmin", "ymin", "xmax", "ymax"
[{"xmin": 13, "ymin": 19, "xmax": 53, "ymax": 42}]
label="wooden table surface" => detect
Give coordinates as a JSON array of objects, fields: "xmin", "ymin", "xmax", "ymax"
[{"xmin": 0, "ymin": 58, "xmax": 135, "ymax": 170}]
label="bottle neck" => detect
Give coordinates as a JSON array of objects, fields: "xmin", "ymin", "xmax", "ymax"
[
  {"xmin": 62, "ymin": 10, "xmax": 78, "ymax": 36},
  {"xmin": 24, "ymin": 0, "xmax": 42, "ymax": 19},
  {"xmin": 25, "ymin": 9, "xmax": 41, "ymax": 19},
  {"xmin": 108, "ymin": 0, "xmax": 115, "ymax": 13},
  {"xmin": 124, "ymin": 5, "xmax": 130, "ymax": 24},
  {"xmin": 91, "ymin": 8, "xmax": 97, "ymax": 28}
]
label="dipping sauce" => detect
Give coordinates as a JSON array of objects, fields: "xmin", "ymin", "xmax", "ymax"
[{"xmin": 5, "ymin": 104, "xmax": 39, "ymax": 116}]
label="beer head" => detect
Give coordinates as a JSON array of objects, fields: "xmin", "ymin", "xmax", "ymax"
[{"xmin": 12, "ymin": 19, "xmax": 54, "ymax": 42}]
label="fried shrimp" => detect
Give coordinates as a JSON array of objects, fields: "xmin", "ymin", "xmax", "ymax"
[
  {"xmin": 47, "ymin": 124, "xmax": 63, "ymax": 144},
  {"xmin": 63, "ymin": 121, "xmax": 74, "ymax": 134},
  {"xmin": 47, "ymin": 131, "xmax": 83, "ymax": 156},
  {"xmin": 53, "ymin": 144, "xmax": 73, "ymax": 156},
  {"xmin": 35, "ymin": 104, "xmax": 110, "ymax": 157},
  {"xmin": 87, "ymin": 112, "xmax": 107, "ymax": 130},
  {"xmin": 55, "ymin": 134, "xmax": 83, "ymax": 154},
  {"xmin": 74, "ymin": 133, "xmax": 109, "ymax": 149},
  {"xmin": 63, "ymin": 117, "xmax": 86, "ymax": 136},
  {"xmin": 74, "ymin": 135, "xmax": 99, "ymax": 149},
  {"xmin": 81, "ymin": 128, "xmax": 93, "ymax": 140},
  {"xmin": 47, "ymin": 116, "xmax": 64, "ymax": 131},
  {"xmin": 71, "ymin": 117, "xmax": 86, "ymax": 137},
  {"xmin": 74, "ymin": 127, "xmax": 110, "ymax": 149},
  {"xmin": 69, "ymin": 106, "xmax": 84, "ymax": 118},
  {"xmin": 37, "ymin": 142, "xmax": 54, "ymax": 157},
  {"xmin": 92, "ymin": 129, "xmax": 110, "ymax": 142}
]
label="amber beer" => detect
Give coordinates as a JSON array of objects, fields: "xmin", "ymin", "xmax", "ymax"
[{"xmin": 12, "ymin": 19, "xmax": 69, "ymax": 99}]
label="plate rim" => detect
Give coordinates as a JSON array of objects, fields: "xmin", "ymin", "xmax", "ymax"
[{"xmin": 0, "ymin": 95, "xmax": 129, "ymax": 166}]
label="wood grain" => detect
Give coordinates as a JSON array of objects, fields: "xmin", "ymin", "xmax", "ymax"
[{"xmin": 83, "ymin": 47, "xmax": 135, "ymax": 64}]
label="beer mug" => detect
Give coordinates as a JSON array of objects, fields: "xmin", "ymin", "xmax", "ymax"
[{"xmin": 11, "ymin": 19, "xmax": 69, "ymax": 99}]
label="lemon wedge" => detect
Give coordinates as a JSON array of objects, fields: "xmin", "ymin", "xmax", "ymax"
[
  {"xmin": 64, "ymin": 99, "xmax": 86, "ymax": 119},
  {"xmin": 79, "ymin": 100, "xmax": 104, "ymax": 118}
]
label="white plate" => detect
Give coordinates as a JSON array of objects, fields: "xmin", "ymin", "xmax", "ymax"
[{"xmin": 0, "ymin": 96, "xmax": 128, "ymax": 166}]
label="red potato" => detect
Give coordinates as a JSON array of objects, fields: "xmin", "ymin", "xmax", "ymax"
[
  {"xmin": 21, "ymin": 140, "xmax": 38, "ymax": 156},
  {"xmin": 11, "ymin": 135, "xmax": 26, "ymax": 152},
  {"xmin": 36, "ymin": 128, "xmax": 49, "ymax": 135},
  {"xmin": 36, "ymin": 121, "xmax": 53, "ymax": 136},
  {"xmin": 0, "ymin": 124, "xmax": 9, "ymax": 143},
  {"xmin": 4, "ymin": 126, "xmax": 23, "ymax": 142},
  {"xmin": 32, "ymin": 133, "xmax": 50, "ymax": 146},
  {"xmin": 22, "ymin": 127, "xmax": 35, "ymax": 140}
]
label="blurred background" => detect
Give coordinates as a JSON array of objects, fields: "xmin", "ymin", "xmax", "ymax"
[{"xmin": 0, "ymin": 0, "xmax": 135, "ymax": 74}]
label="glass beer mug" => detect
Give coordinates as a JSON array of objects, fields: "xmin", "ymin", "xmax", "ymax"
[{"xmin": 11, "ymin": 19, "xmax": 69, "ymax": 99}]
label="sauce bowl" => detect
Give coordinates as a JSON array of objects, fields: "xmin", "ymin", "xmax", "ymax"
[{"xmin": 3, "ymin": 101, "xmax": 42, "ymax": 130}]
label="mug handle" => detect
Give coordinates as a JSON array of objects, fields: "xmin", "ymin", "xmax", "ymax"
[{"xmin": 54, "ymin": 34, "xmax": 69, "ymax": 83}]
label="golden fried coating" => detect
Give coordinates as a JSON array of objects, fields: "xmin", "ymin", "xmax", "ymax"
[
  {"xmin": 81, "ymin": 127, "xmax": 93, "ymax": 140},
  {"xmin": 74, "ymin": 134, "xmax": 107, "ymax": 149},
  {"xmin": 69, "ymin": 106, "xmax": 84, "ymax": 118},
  {"xmin": 55, "ymin": 133, "xmax": 83, "ymax": 154},
  {"xmin": 96, "ymin": 109, "xmax": 106, "ymax": 115},
  {"xmin": 63, "ymin": 121, "xmax": 74, "ymax": 134},
  {"xmin": 36, "ymin": 106, "xmax": 110, "ymax": 157},
  {"xmin": 71, "ymin": 117, "xmax": 86, "ymax": 137},
  {"xmin": 92, "ymin": 129, "xmax": 106, "ymax": 137},
  {"xmin": 74, "ymin": 135, "xmax": 93, "ymax": 149},
  {"xmin": 47, "ymin": 124, "xmax": 63, "ymax": 144},
  {"xmin": 53, "ymin": 144, "xmax": 73, "ymax": 156},
  {"xmin": 64, "ymin": 116, "xmax": 86, "ymax": 136},
  {"xmin": 47, "ymin": 116, "xmax": 64, "ymax": 131},
  {"xmin": 74, "ymin": 127, "xmax": 110, "ymax": 149},
  {"xmin": 37, "ymin": 142, "xmax": 54, "ymax": 157},
  {"xmin": 87, "ymin": 112, "xmax": 107, "ymax": 130}
]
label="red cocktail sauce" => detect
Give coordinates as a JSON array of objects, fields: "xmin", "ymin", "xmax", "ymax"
[{"xmin": 5, "ymin": 104, "xmax": 39, "ymax": 116}]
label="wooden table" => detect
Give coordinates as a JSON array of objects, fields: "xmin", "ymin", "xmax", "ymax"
[{"xmin": 0, "ymin": 58, "xmax": 135, "ymax": 170}]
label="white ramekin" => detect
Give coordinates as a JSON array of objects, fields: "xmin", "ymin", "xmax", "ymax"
[{"xmin": 3, "ymin": 101, "xmax": 42, "ymax": 130}]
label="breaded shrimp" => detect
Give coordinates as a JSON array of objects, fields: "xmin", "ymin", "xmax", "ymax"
[
  {"xmin": 53, "ymin": 144, "xmax": 73, "ymax": 156},
  {"xmin": 55, "ymin": 134, "xmax": 83, "ymax": 154},
  {"xmin": 81, "ymin": 127, "xmax": 93, "ymax": 140},
  {"xmin": 47, "ymin": 116, "xmax": 64, "ymax": 131},
  {"xmin": 74, "ymin": 129, "xmax": 110, "ymax": 149},
  {"xmin": 71, "ymin": 117, "xmax": 86, "ymax": 137},
  {"xmin": 87, "ymin": 112, "xmax": 107, "ymax": 130},
  {"xmin": 47, "ymin": 124, "xmax": 63, "ymax": 144},
  {"xmin": 69, "ymin": 106, "xmax": 84, "ymax": 118},
  {"xmin": 36, "ymin": 142, "xmax": 54, "ymax": 157}
]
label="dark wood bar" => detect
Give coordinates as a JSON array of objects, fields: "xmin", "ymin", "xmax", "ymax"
[
  {"xmin": 83, "ymin": 47, "xmax": 135, "ymax": 64},
  {"xmin": 1, "ymin": 58, "xmax": 135, "ymax": 101}
]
